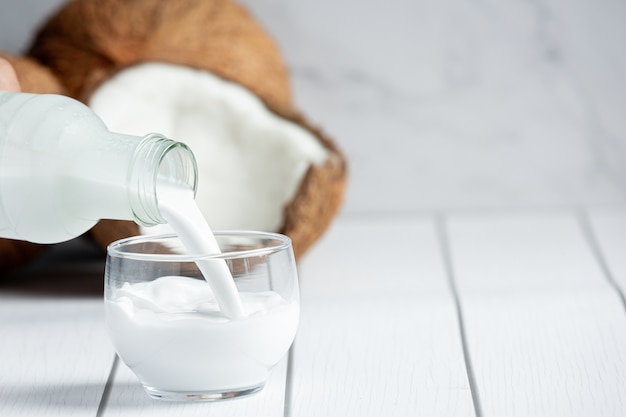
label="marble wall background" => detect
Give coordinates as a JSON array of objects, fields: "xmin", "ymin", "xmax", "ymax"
[{"xmin": 2, "ymin": 0, "xmax": 625, "ymax": 216}]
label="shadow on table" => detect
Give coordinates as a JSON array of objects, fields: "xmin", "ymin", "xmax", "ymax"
[{"xmin": 0, "ymin": 236, "xmax": 106, "ymax": 298}]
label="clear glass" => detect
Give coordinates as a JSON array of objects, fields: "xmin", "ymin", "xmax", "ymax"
[{"xmin": 104, "ymin": 231, "xmax": 300, "ymax": 401}]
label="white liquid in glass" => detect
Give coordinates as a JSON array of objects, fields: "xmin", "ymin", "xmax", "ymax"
[{"xmin": 105, "ymin": 276, "xmax": 299, "ymax": 391}]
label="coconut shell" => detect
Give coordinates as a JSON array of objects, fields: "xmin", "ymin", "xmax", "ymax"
[
  {"xmin": 28, "ymin": 0, "xmax": 291, "ymax": 109},
  {"xmin": 28, "ymin": 0, "xmax": 347, "ymax": 258},
  {"xmin": 0, "ymin": 53, "xmax": 67, "ymax": 275},
  {"xmin": 269, "ymin": 104, "xmax": 347, "ymax": 259},
  {"xmin": 88, "ymin": 220, "xmax": 140, "ymax": 255}
]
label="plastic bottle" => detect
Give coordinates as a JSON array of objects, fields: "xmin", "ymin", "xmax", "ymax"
[{"xmin": 0, "ymin": 92, "xmax": 198, "ymax": 243}]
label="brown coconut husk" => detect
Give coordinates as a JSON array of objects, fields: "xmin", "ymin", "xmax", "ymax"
[
  {"xmin": 0, "ymin": 53, "xmax": 67, "ymax": 275},
  {"xmin": 270, "ymin": 104, "xmax": 347, "ymax": 258},
  {"xmin": 28, "ymin": 0, "xmax": 347, "ymax": 259},
  {"xmin": 28, "ymin": 0, "xmax": 291, "ymax": 109}
]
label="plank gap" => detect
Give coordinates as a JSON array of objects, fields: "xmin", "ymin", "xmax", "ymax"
[
  {"xmin": 96, "ymin": 354, "xmax": 119, "ymax": 417},
  {"xmin": 283, "ymin": 345, "xmax": 295, "ymax": 417},
  {"xmin": 436, "ymin": 213, "xmax": 482, "ymax": 417},
  {"xmin": 577, "ymin": 209, "xmax": 626, "ymax": 316}
]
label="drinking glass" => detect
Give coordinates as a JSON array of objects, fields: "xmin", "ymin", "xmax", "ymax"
[{"xmin": 104, "ymin": 231, "xmax": 299, "ymax": 401}]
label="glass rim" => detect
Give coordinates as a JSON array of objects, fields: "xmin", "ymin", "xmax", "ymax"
[{"xmin": 107, "ymin": 231, "xmax": 292, "ymax": 262}]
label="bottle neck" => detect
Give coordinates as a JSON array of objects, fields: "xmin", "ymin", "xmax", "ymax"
[{"xmin": 128, "ymin": 133, "xmax": 198, "ymax": 227}]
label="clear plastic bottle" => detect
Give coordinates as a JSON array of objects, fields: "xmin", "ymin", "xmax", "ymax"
[{"xmin": 0, "ymin": 92, "xmax": 198, "ymax": 243}]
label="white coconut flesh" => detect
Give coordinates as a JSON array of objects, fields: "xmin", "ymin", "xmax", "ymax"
[{"xmin": 88, "ymin": 62, "xmax": 329, "ymax": 234}]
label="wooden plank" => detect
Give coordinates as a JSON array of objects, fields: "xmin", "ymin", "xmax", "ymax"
[
  {"xmin": 446, "ymin": 210, "xmax": 626, "ymax": 417},
  {"xmin": 0, "ymin": 296, "xmax": 115, "ymax": 417},
  {"xmin": 291, "ymin": 216, "xmax": 475, "ymax": 417},
  {"xmin": 101, "ymin": 354, "xmax": 288, "ymax": 417}
]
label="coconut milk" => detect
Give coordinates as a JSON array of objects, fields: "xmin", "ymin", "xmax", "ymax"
[{"xmin": 105, "ymin": 276, "xmax": 299, "ymax": 392}]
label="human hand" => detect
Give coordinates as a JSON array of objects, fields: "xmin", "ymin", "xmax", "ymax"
[{"xmin": 0, "ymin": 57, "xmax": 21, "ymax": 91}]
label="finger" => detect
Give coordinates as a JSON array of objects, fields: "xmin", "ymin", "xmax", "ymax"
[{"xmin": 0, "ymin": 57, "xmax": 21, "ymax": 92}]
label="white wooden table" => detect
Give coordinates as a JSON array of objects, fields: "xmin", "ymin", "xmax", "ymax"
[{"xmin": 2, "ymin": 206, "xmax": 626, "ymax": 417}]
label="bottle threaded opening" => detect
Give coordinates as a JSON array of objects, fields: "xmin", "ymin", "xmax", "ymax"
[{"xmin": 127, "ymin": 133, "xmax": 198, "ymax": 226}]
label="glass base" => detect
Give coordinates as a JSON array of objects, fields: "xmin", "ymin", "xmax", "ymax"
[{"xmin": 143, "ymin": 382, "xmax": 266, "ymax": 402}]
